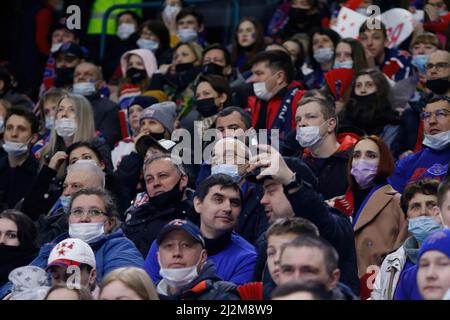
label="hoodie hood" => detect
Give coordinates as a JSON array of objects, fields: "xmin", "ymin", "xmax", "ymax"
[{"xmin": 120, "ymin": 49, "xmax": 158, "ymax": 79}]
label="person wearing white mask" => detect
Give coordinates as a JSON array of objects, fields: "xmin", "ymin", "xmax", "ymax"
[
  {"xmin": 155, "ymin": 218, "xmax": 240, "ymax": 300},
  {"xmin": 116, "ymin": 11, "xmax": 139, "ymax": 41},
  {"xmin": 389, "ymin": 96, "xmax": 450, "ymax": 193},
  {"xmin": 72, "ymin": 62, "xmax": 121, "ymax": 148},
  {"xmin": 174, "ymin": 7, "xmax": 204, "ymax": 45},
  {"xmin": 371, "ymin": 180, "xmax": 442, "ymax": 300},
  {"xmin": 0, "ymin": 107, "xmax": 39, "ymax": 209},
  {"xmin": 137, "ymin": 20, "xmax": 172, "ymax": 66},
  {"xmin": 295, "ymin": 95, "xmax": 356, "ymax": 200},
  {"xmin": 247, "ymin": 50, "xmax": 305, "ymax": 139},
  {"xmin": 0, "ymin": 188, "xmax": 144, "ymax": 299}
]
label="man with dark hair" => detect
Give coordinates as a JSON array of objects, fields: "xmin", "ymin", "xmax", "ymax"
[
  {"xmin": 278, "ymin": 235, "xmax": 356, "ymax": 300},
  {"xmin": 175, "ymin": 7, "xmax": 205, "ymax": 46},
  {"xmin": 0, "ymin": 107, "xmax": 39, "ymax": 209},
  {"xmin": 215, "ymin": 106, "xmax": 252, "ymax": 139},
  {"xmin": 389, "ymin": 96, "xmax": 450, "ymax": 193},
  {"xmin": 202, "ymin": 43, "xmax": 232, "ymax": 77},
  {"xmin": 371, "ymin": 179, "xmax": 442, "ymax": 300},
  {"xmin": 144, "ymin": 174, "xmax": 257, "ymax": 286},
  {"xmin": 358, "ymin": 19, "xmax": 414, "ymax": 82},
  {"xmin": 247, "ymin": 50, "xmax": 306, "ymax": 138},
  {"xmin": 271, "ymin": 280, "xmax": 331, "ymax": 300},
  {"xmin": 248, "ymin": 144, "xmax": 360, "ymax": 295},
  {"xmin": 437, "ymin": 178, "xmax": 450, "ymax": 227}
]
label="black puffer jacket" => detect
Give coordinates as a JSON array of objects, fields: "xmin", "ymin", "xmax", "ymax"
[{"xmin": 158, "ymin": 261, "xmax": 241, "ymax": 300}]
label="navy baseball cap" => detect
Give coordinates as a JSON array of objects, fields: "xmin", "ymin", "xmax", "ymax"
[
  {"xmin": 55, "ymin": 42, "xmax": 88, "ymax": 59},
  {"xmin": 156, "ymin": 219, "xmax": 205, "ymax": 247}
]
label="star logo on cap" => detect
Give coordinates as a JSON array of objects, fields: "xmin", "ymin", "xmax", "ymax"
[{"xmin": 58, "ymin": 248, "xmax": 66, "ymax": 256}]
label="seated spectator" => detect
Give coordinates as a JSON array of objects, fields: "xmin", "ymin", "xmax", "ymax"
[
  {"xmin": 160, "ymin": 0, "xmax": 184, "ymax": 47},
  {"xmin": 72, "ymin": 62, "xmax": 121, "ymax": 148},
  {"xmin": 0, "ymin": 65, "xmax": 33, "ymax": 110},
  {"xmin": 155, "ymin": 219, "xmax": 240, "ymax": 300},
  {"xmin": 282, "ymin": 37, "xmax": 307, "ymax": 83},
  {"xmin": 423, "ymin": 0, "xmax": 450, "ymax": 45},
  {"xmin": 340, "ymin": 69, "xmax": 400, "ymax": 149},
  {"xmin": 425, "ymin": 50, "xmax": 450, "ymax": 96},
  {"xmin": 99, "ymin": 267, "xmax": 159, "ymax": 300},
  {"xmin": 247, "ymin": 50, "xmax": 306, "ymax": 139},
  {"xmin": 438, "ymin": 178, "xmax": 450, "ymax": 227},
  {"xmin": 231, "ymin": 18, "xmax": 265, "ymax": 74},
  {"xmin": 144, "ymin": 174, "xmax": 257, "ymax": 285},
  {"xmin": 0, "ymin": 98, "xmax": 11, "ymax": 141},
  {"xmin": 174, "ymin": 7, "xmax": 205, "ymax": 46},
  {"xmin": 53, "ymin": 42, "xmax": 88, "ymax": 90},
  {"xmin": 304, "ymin": 28, "xmax": 340, "ymax": 89},
  {"xmin": 278, "ymin": 235, "xmax": 356, "ymax": 300},
  {"xmin": 44, "ymin": 284, "xmax": 93, "ymax": 300},
  {"xmin": 389, "ymin": 96, "xmax": 450, "ymax": 193},
  {"xmin": 417, "ymin": 229, "xmax": 450, "ymax": 300},
  {"xmin": 358, "ymin": 20, "xmax": 414, "ymax": 82},
  {"xmin": 370, "ymin": 180, "xmax": 441, "ymax": 300},
  {"xmin": 271, "ymin": 280, "xmax": 330, "ymax": 300},
  {"xmin": 0, "ymin": 107, "xmax": 39, "ymax": 210},
  {"xmin": 46, "ymin": 238, "xmax": 97, "ymax": 294},
  {"xmin": 0, "ymin": 210, "xmax": 38, "ymax": 287},
  {"xmin": 137, "ymin": 20, "xmax": 172, "ymax": 65}
]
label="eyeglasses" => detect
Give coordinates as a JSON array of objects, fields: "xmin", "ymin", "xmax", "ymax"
[
  {"xmin": 424, "ymin": 62, "xmax": 450, "ymax": 71},
  {"xmin": 420, "ymin": 109, "xmax": 450, "ymax": 122},
  {"xmin": 70, "ymin": 208, "xmax": 106, "ymax": 217}
]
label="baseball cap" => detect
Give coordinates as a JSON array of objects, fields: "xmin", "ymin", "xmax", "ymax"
[
  {"xmin": 156, "ymin": 219, "xmax": 205, "ymax": 248},
  {"xmin": 135, "ymin": 134, "xmax": 176, "ymax": 157},
  {"xmin": 47, "ymin": 238, "xmax": 96, "ymax": 270},
  {"xmin": 54, "ymin": 42, "xmax": 88, "ymax": 59}
]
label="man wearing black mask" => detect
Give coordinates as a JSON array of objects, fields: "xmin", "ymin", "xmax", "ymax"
[
  {"xmin": 425, "ymin": 50, "xmax": 450, "ymax": 96},
  {"xmin": 123, "ymin": 155, "xmax": 198, "ymax": 256},
  {"xmin": 54, "ymin": 42, "xmax": 87, "ymax": 89},
  {"xmin": 201, "ymin": 44, "xmax": 233, "ymax": 78}
]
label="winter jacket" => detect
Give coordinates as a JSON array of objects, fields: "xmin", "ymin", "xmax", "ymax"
[
  {"xmin": 283, "ymin": 171, "xmax": 360, "ymax": 295},
  {"xmin": 0, "ymin": 229, "xmax": 144, "ymax": 298},
  {"xmin": 247, "ymin": 82, "xmax": 305, "ymax": 139},
  {"xmin": 123, "ymin": 193, "xmax": 198, "ymax": 257},
  {"xmin": 86, "ymin": 93, "xmax": 122, "ymax": 149},
  {"xmin": 145, "ymin": 232, "xmax": 257, "ymax": 286},
  {"xmin": 389, "ymin": 146, "xmax": 450, "ymax": 193},
  {"xmin": 157, "ymin": 261, "xmax": 241, "ymax": 300},
  {"xmin": 393, "ymin": 264, "xmax": 422, "ymax": 300},
  {"xmin": 0, "ymin": 150, "xmax": 39, "ymax": 210}
]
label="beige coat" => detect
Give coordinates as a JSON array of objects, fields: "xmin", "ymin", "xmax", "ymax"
[{"xmin": 354, "ymin": 184, "xmax": 409, "ymax": 278}]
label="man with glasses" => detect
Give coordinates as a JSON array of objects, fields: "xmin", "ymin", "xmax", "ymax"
[
  {"xmin": 424, "ymin": 50, "xmax": 450, "ymax": 96},
  {"xmin": 0, "ymin": 187, "xmax": 144, "ymax": 299},
  {"xmin": 390, "ymin": 96, "xmax": 450, "ymax": 192}
]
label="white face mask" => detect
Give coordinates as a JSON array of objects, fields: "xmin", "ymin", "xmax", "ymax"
[
  {"xmin": 423, "ymin": 130, "xmax": 450, "ymax": 150},
  {"xmin": 313, "ymin": 48, "xmax": 334, "ymax": 65},
  {"xmin": 2, "ymin": 140, "xmax": 30, "ymax": 157},
  {"xmin": 211, "ymin": 164, "xmax": 240, "ymax": 182},
  {"xmin": 253, "ymin": 81, "xmax": 274, "ymax": 101},
  {"xmin": 69, "ymin": 222, "xmax": 105, "ymax": 243},
  {"xmin": 296, "ymin": 121, "xmax": 327, "ymax": 148},
  {"xmin": 117, "ymin": 23, "xmax": 136, "ymax": 40},
  {"xmin": 163, "ymin": 4, "xmax": 181, "ymax": 21},
  {"xmin": 55, "ymin": 118, "xmax": 77, "ymax": 138},
  {"xmin": 159, "ymin": 253, "xmax": 203, "ymax": 288},
  {"xmin": 137, "ymin": 38, "xmax": 160, "ymax": 52},
  {"xmin": 72, "ymin": 82, "xmax": 96, "ymax": 96},
  {"xmin": 75, "ymin": 159, "xmax": 98, "ymax": 167},
  {"xmin": 51, "ymin": 42, "xmax": 63, "ymax": 53},
  {"xmin": 176, "ymin": 29, "xmax": 198, "ymax": 43},
  {"xmin": 45, "ymin": 116, "xmax": 55, "ymax": 130}
]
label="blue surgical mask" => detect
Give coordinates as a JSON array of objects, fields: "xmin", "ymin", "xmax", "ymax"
[
  {"xmin": 408, "ymin": 216, "xmax": 441, "ymax": 243},
  {"xmin": 59, "ymin": 195, "xmax": 71, "ymax": 213},
  {"xmin": 333, "ymin": 60, "xmax": 353, "ymax": 69},
  {"xmin": 176, "ymin": 29, "xmax": 198, "ymax": 43},
  {"xmin": 45, "ymin": 116, "xmax": 55, "ymax": 130},
  {"xmin": 136, "ymin": 38, "xmax": 159, "ymax": 52},
  {"xmin": 2, "ymin": 140, "xmax": 29, "ymax": 157},
  {"xmin": 211, "ymin": 164, "xmax": 240, "ymax": 182},
  {"xmin": 313, "ymin": 48, "xmax": 334, "ymax": 64},
  {"xmin": 72, "ymin": 81, "xmax": 96, "ymax": 96},
  {"xmin": 412, "ymin": 54, "xmax": 430, "ymax": 74}
]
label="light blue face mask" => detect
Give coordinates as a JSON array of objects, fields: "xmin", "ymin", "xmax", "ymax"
[
  {"xmin": 333, "ymin": 60, "xmax": 353, "ymax": 69},
  {"xmin": 408, "ymin": 216, "xmax": 441, "ymax": 243},
  {"xmin": 412, "ymin": 54, "xmax": 430, "ymax": 74},
  {"xmin": 45, "ymin": 116, "xmax": 54, "ymax": 130},
  {"xmin": 59, "ymin": 195, "xmax": 72, "ymax": 213},
  {"xmin": 211, "ymin": 164, "xmax": 240, "ymax": 182},
  {"xmin": 136, "ymin": 38, "xmax": 159, "ymax": 52}
]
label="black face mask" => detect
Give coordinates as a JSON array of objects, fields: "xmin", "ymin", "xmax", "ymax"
[
  {"xmin": 147, "ymin": 178, "xmax": 184, "ymax": 209},
  {"xmin": 202, "ymin": 63, "xmax": 224, "ymax": 76},
  {"xmin": 149, "ymin": 131, "xmax": 166, "ymax": 141},
  {"xmin": 55, "ymin": 67, "xmax": 75, "ymax": 87},
  {"xmin": 289, "ymin": 8, "xmax": 310, "ymax": 22},
  {"xmin": 354, "ymin": 92, "xmax": 377, "ymax": 105},
  {"xmin": 126, "ymin": 67, "xmax": 147, "ymax": 84},
  {"xmin": 175, "ymin": 62, "xmax": 194, "ymax": 73},
  {"xmin": 196, "ymin": 98, "xmax": 218, "ymax": 117},
  {"xmin": 425, "ymin": 77, "xmax": 450, "ymax": 95}
]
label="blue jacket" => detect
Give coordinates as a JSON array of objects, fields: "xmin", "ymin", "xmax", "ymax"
[
  {"xmin": 389, "ymin": 146, "xmax": 450, "ymax": 193},
  {"xmin": 144, "ymin": 232, "xmax": 257, "ymax": 285},
  {"xmin": 393, "ymin": 264, "xmax": 422, "ymax": 300},
  {"xmin": 0, "ymin": 229, "xmax": 144, "ymax": 298}
]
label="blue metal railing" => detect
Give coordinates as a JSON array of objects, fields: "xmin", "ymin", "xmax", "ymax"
[{"xmin": 99, "ymin": 0, "xmax": 240, "ymax": 60}]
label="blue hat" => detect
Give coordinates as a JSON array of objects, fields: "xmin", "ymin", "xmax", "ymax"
[
  {"xmin": 55, "ymin": 42, "xmax": 88, "ymax": 59},
  {"xmin": 156, "ymin": 219, "xmax": 205, "ymax": 247},
  {"xmin": 127, "ymin": 95, "xmax": 158, "ymax": 111},
  {"xmin": 418, "ymin": 228, "xmax": 450, "ymax": 261}
]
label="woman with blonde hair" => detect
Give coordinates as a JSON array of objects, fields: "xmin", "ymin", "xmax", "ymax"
[
  {"xmin": 39, "ymin": 93, "xmax": 97, "ymax": 174},
  {"xmin": 99, "ymin": 267, "xmax": 159, "ymax": 300}
]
